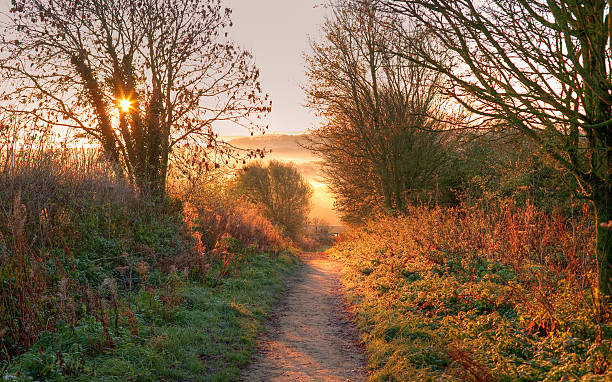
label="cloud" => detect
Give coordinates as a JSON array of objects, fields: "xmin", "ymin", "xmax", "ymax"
[{"xmin": 229, "ymin": 134, "xmax": 314, "ymax": 161}]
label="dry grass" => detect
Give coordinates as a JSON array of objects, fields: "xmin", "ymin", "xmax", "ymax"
[
  {"xmin": 0, "ymin": 118, "xmax": 142, "ymax": 359},
  {"xmin": 331, "ymin": 200, "xmax": 610, "ymax": 381},
  {"xmin": 0, "ymin": 119, "xmax": 298, "ymax": 380}
]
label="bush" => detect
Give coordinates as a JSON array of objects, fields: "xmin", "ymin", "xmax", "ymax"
[
  {"xmin": 0, "ymin": 143, "xmax": 149, "ymax": 357},
  {"xmin": 0, "ymin": 127, "xmax": 296, "ymax": 379},
  {"xmin": 167, "ymin": 164, "xmax": 288, "ymax": 277},
  {"xmin": 235, "ymin": 160, "xmax": 312, "ymax": 240},
  {"xmin": 330, "ymin": 201, "xmax": 610, "ymax": 381},
  {"xmin": 0, "ymin": 137, "xmax": 280, "ymax": 364},
  {"xmin": 297, "ymin": 217, "xmax": 335, "ymax": 251},
  {"xmin": 447, "ymin": 131, "xmax": 577, "ymax": 214}
]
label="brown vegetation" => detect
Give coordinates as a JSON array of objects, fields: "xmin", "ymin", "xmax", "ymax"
[
  {"xmin": 382, "ymin": 0, "xmax": 612, "ymax": 301},
  {"xmin": 0, "ymin": 123, "xmax": 289, "ymax": 370},
  {"xmin": 331, "ymin": 199, "xmax": 610, "ymax": 380}
]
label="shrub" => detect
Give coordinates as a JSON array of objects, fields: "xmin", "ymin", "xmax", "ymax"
[
  {"xmin": 0, "ymin": 143, "xmax": 141, "ymax": 357},
  {"xmin": 0, "ymin": 130, "xmax": 293, "ymax": 378},
  {"xmin": 168, "ymin": 165, "xmax": 287, "ymax": 268},
  {"xmin": 0, "ymin": 133, "xmax": 187, "ymax": 364},
  {"xmin": 235, "ymin": 160, "xmax": 312, "ymax": 239},
  {"xmin": 331, "ymin": 200, "xmax": 610, "ymax": 381}
]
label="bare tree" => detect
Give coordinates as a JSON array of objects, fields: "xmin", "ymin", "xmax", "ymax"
[
  {"xmin": 304, "ymin": 0, "xmax": 451, "ymax": 223},
  {"xmin": 1, "ymin": 0, "xmax": 271, "ymax": 195},
  {"xmin": 236, "ymin": 160, "xmax": 312, "ymax": 239},
  {"xmin": 382, "ymin": 0, "xmax": 612, "ymax": 296}
]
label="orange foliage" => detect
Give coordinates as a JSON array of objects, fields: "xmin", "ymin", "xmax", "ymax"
[{"xmin": 332, "ymin": 199, "xmax": 609, "ymax": 380}]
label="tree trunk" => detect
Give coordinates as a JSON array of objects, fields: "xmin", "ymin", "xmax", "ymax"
[
  {"xmin": 579, "ymin": 0, "xmax": 612, "ymax": 298},
  {"xmin": 593, "ymin": 185, "xmax": 612, "ymax": 297}
]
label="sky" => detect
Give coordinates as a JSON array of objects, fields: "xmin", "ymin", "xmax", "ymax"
[
  {"xmin": 222, "ymin": 0, "xmax": 328, "ymax": 136},
  {"xmin": 0, "ymin": 0, "xmax": 329, "ymax": 137},
  {"xmin": 0, "ymin": 0, "xmax": 342, "ymax": 224}
]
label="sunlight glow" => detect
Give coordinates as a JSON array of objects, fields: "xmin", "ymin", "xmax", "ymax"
[{"xmin": 118, "ymin": 98, "xmax": 131, "ymax": 113}]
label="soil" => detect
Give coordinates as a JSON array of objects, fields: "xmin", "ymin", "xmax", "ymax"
[{"xmin": 241, "ymin": 252, "xmax": 367, "ymax": 382}]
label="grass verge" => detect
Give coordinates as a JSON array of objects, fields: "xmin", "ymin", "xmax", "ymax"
[{"xmin": 5, "ymin": 250, "xmax": 299, "ymax": 381}]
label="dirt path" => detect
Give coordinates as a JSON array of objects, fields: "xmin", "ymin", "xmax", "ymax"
[{"xmin": 241, "ymin": 252, "xmax": 367, "ymax": 382}]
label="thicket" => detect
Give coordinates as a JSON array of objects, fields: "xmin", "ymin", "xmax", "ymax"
[
  {"xmin": 304, "ymin": 1, "xmax": 612, "ymax": 379},
  {"xmin": 235, "ymin": 160, "xmax": 312, "ymax": 240},
  {"xmin": 381, "ymin": 0, "xmax": 612, "ymax": 298},
  {"xmin": 304, "ymin": 2, "xmax": 575, "ymax": 226},
  {"xmin": 0, "ymin": 125, "xmax": 294, "ymax": 379},
  {"xmin": 331, "ymin": 200, "xmax": 610, "ymax": 381},
  {"xmin": 448, "ymin": 131, "xmax": 578, "ymax": 214}
]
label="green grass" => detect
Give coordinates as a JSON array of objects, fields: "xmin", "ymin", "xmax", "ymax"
[{"xmin": 5, "ymin": 251, "xmax": 299, "ymax": 381}]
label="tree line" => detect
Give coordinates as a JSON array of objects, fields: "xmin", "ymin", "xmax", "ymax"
[
  {"xmin": 1, "ymin": 0, "xmax": 610, "ymax": 300},
  {"xmin": 303, "ymin": 0, "xmax": 612, "ymax": 298}
]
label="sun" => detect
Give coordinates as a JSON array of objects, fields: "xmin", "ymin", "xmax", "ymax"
[{"xmin": 118, "ymin": 98, "xmax": 131, "ymax": 113}]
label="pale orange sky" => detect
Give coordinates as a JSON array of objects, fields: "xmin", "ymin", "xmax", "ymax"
[
  {"xmin": 221, "ymin": 0, "xmax": 328, "ymax": 136},
  {"xmin": 0, "ymin": 0, "xmax": 329, "ymax": 137},
  {"xmin": 220, "ymin": 1, "xmax": 338, "ymax": 224}
]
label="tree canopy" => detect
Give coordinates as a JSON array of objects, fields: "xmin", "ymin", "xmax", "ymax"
[
  {"xmin": 236, "ymin": 161, "xmax": 312, "ymax": 239},
  {"xmin": 383, "ymin": 0, "xmax": 612, "ymax": 295},
  {"xmin": 304, "ymin": 0, "xmax": 451, "ymax": 222},
  {"xmin": 1, "ymin": 0, "xmax": 271, "ymax": 194}
]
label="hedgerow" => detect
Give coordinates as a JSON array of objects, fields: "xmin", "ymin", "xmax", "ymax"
[
  {"xmin": 331, "ymin": 201, "xmax": 610, "ymax": 381},
  {"xmin": 0, "ymin": 143, "xmax": 298, "ymax": 380}
]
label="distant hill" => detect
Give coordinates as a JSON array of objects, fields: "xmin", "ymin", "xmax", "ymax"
[{"xmin": 228, "ymin": 134, "xmax": 312, "ymax": 161}]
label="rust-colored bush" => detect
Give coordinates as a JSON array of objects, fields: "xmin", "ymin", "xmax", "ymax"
[{"xmin": 332, "ymin": 199, "xmax": 609, "ymax": 380}]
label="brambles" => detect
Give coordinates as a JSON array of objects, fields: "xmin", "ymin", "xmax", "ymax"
[
  {"xmin": 330, "ymin": 201, "xmax": 610, "ymax": 380},
  {"xmin": 0, "ymin": 143, "xmax": 139, "ymax": 360},
  {"xmin": 382, "ymin": 0, "xmax": 612, "ymax": 301},
  {"xmin": 0, "ymin": 128, "xmax": 295, "ymax": 379}
]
